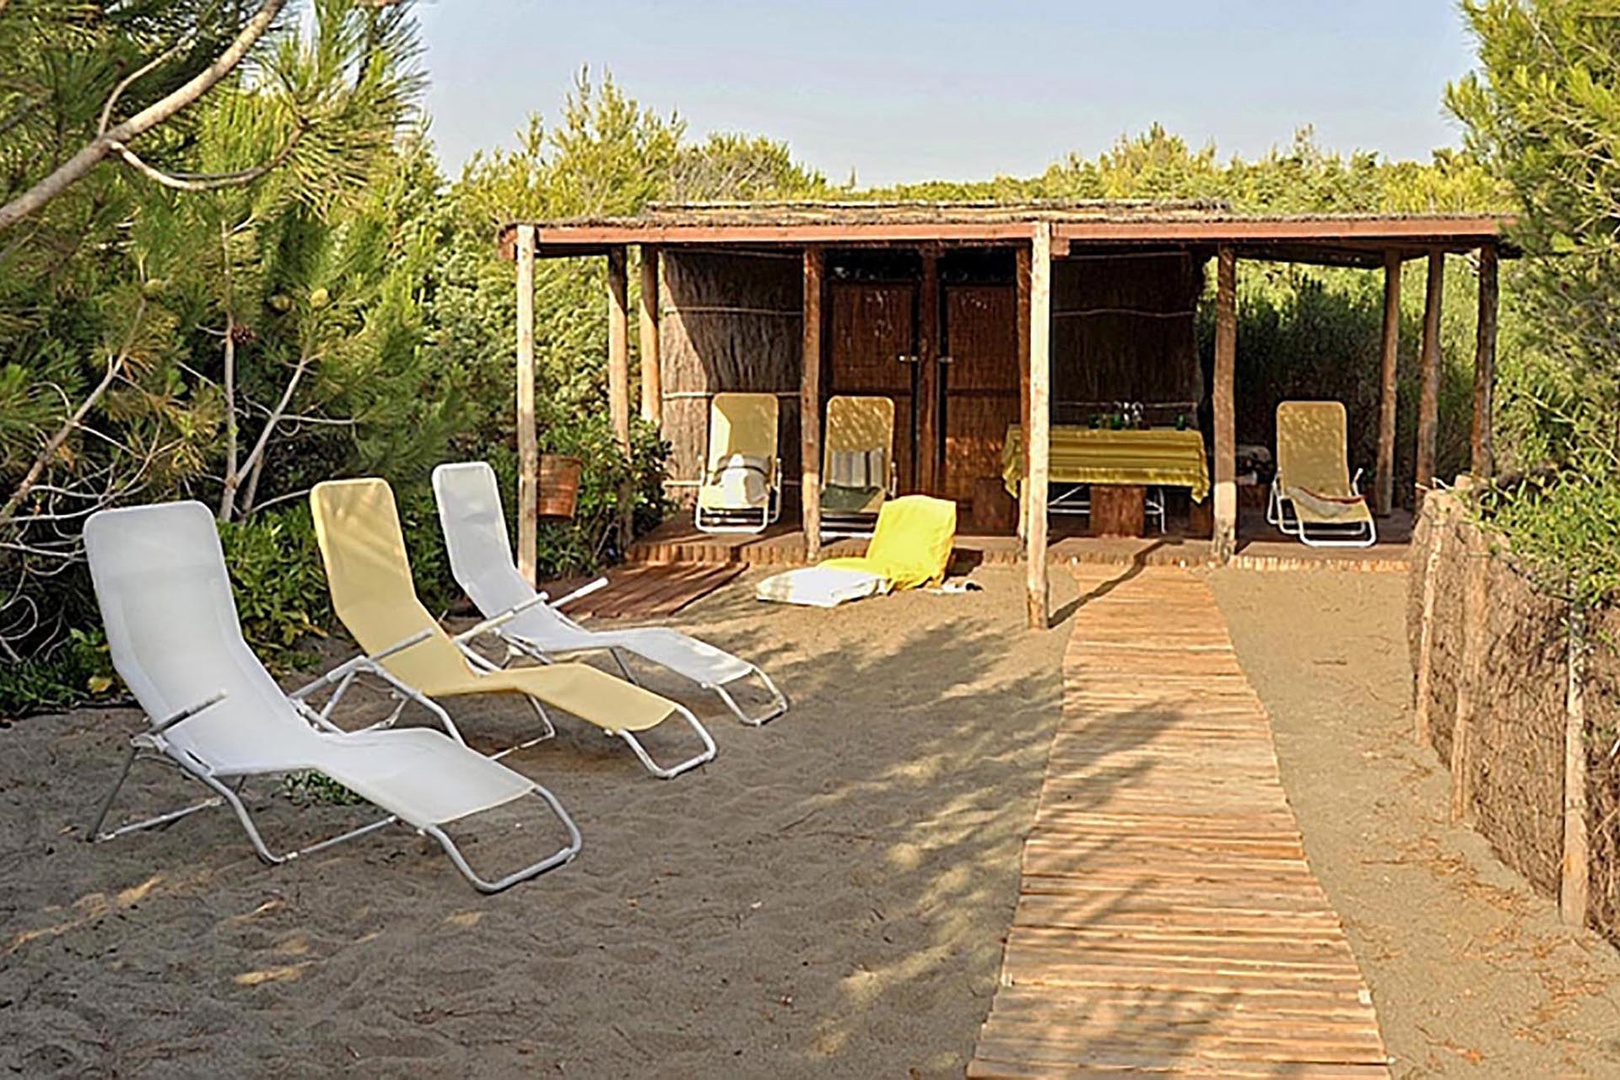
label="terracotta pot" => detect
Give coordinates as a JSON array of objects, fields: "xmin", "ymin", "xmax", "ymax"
[{"xmin": 538, "ymin": 454, "xmax": 584, "ymax": 519}]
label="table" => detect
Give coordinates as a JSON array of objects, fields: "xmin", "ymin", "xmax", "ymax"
[{"xmin": 1001, "ymin": 425, "xmax": 1211, "ymax": 536}]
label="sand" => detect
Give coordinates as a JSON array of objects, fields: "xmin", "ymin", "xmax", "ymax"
[
  {"xmin": 0, "ymin": 566, "xmax": 1074, "ymax": 1078},
  {"xmin": 1212, "ymin": 568, "xmax": 1620, "ymax": 1078}
]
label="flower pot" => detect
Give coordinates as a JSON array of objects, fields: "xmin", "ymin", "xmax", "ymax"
[{"xmin": 538, "ymin": 454, "xmax": 584, "ymax": 519}]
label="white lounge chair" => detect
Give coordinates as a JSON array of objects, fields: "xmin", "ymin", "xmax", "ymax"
[
  {"xmin": 433, "ymin": 462, "xmax": 788, "ymax": 726},
  {"xmin": 82, "ymin": 501, "xmax": 582, "ymax": 893}
]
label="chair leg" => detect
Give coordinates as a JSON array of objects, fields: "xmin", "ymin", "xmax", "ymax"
[
  {"xmin": 421, "ymin": 786, "xmax": 583, "ymax": 893},
  {"xmin": 613, "ymin": 704, "xmax": 717, "ymax": 779},
  {"xmin": 88, "ymin": 746, "xmax": 221, "ymax": 843},
  {"xmin": 710, "ymin": 666, "xmax": 789, "ymax": 727}
]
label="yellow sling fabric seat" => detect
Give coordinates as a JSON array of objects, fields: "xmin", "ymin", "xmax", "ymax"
[
  {"xmin": 1269, "ymin": 401, "xmax": 1377, "ymax": 548},
  {"xmin": 310, "ymin": 479, "xmax": 676, "ymax": 734}
]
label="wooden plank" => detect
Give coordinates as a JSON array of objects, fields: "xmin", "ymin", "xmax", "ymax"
[
  {"xmin": 1562, "ymin": 606, "xmax": 1590, "ymax": 927},
  {"xmin": 1415, "ymin": 252, "xmax": 1445, "ymax": 508},
  {"xmin": 1211, "ymin": 247, "xmax": 1237, "ymax": 563},
  {"xmin": 607, "ymin": 246, "xmax": 633, "ymax": 551},
  {"xmin": 917, "ymin": 247, "xmax": 941, "ymax": 493},
  {"xmin": 1471, "ymin": 243, "xmax": 1498, "ymax": 479},
  {"xmin": 1027, "ymin": 223, "xmax": 1053, "ymax": 629},
  {"xmin": 801, "ymin": 248, "xmax": 825, "ymax": 559},
  {"xmin": 639, "ymin": 245, "xmax": 662, "ymax": 425},
  {"xmin": 1374, "ymin": 251, "xmax": 1400, "ymax": 516},
  {"xmin": 968, "ymin": 565, "xmax": 1389, "ymax": 1079},
  {"xmin": 1017, "ymin": 246, "xmax": 1032, "ymax": 547},
  {"xmin": 515, "ymin": 223, "xmax": 539, "ymax": 587}
]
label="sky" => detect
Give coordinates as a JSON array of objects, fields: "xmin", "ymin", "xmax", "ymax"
[{"xmin": 414, "ymin": 0, "xmax": 1479, "ymax": 187}]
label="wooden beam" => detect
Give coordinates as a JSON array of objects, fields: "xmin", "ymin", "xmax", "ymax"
[
  {"xmin": 1016, "ymin": 245, "xmax": 1032, "ymax": 547},
  {"xmin": 639, "ymin": 246, "xmax": 662, "ymax": 426},
  {"xmin": 1562, "ymin": 606, "xmax": 1591, "ymax": 927},
  {"xmin": 1211, "ymin": 246, "xmax": 1238, "ymax": 564},
  {"xmin": 1471, "ymin": 244, "xmax": 1498, "ymax": 479},
  {"xmin": 607, "ymin": 246, "xmax": 632, "ymax": 550},
  {"xmin": 801, "ymin": 247, "xmax": 825, "ymax": 560},
  {"xmin": 1415, "ymin": 252, "xmax": 1445, "ymax": 508},
  {"xmin": 515, "ymin": 224, "xmax": 539, "ymax": 587},
  {"xmin": 1027, "ymin": 223, "xmax": 1052, "ymax": 630},
  {"xmin": 1374, "ymin": 252, "xmax": 1401, "ymax": 516}
]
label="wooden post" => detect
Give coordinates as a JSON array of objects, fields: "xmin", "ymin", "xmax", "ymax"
[
  {"xmin": 1413, "ymin": 496, "xmax": 1448, "ymax": 746},
  {"xmin": 1471, "ymin": 244, "xmax": 1498, "ymax": 480},
  {"xmin": 801, "ymin": 247, "xmax": 824, "ymax": 561},
  {"xmin": 917, "ymin": 247, "xmax": 942, "ymax": 494},
  {"xmin": 1561, "ymin": 605, "xmax": 1591, "ymax": 928},
  {"xmin": 1026, "ymin": 223, "xmax": 1052, "ymax": 630},
  {"xmin": 607, "ymin": 246, "xmax": 632, "ymax": 549},
  {"xmin": 1211, "ymin": 246, "xmax": 1238, "ymax": 563},
  {"xmin": 1450, "ymin": 514, "xmax": 1487, "ymax": 824},
  {"xmin": 1016, "ymin": 245, "xmax": 1032, "ymax": 549},
  {"xmin": 639, "ymin": 246, "xmax": 662, "ymax": 426},
  {"xmin": 1374, "ymin": 251, "xmax": 1401, "ymax": 516},
  {"xmin": 1416, "ymin": 252, "xmax": 1445, "ymax": 508},
  {"xmin": 514, "ymin": 223, "xmax": 538, "ymax": 587}
]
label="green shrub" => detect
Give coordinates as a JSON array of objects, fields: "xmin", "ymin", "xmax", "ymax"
[{"xmin": 217, "ymin": 505, "xmax": 334, "ymax": 669}]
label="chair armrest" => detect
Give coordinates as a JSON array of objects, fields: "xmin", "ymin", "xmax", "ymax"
[
  {"xmin": 289, "ymin": 628, "xmax": 433, "ymax": 699},
  {"xmin": 450, "ymin": 592, "xmax": 552, "ymax": 645},
  {"xmin": 1351, "ymin": 467, "xmax": 1364, "ymax": 495},
  {"xmin": 151, "ymin": 691, "xmax": 228, "ymax": 735},
  {"xmin": 552, "ymin": 576, "xmax": 608, "ymax": 610}
]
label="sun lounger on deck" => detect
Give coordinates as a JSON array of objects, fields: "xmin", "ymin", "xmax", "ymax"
[{"xmin": 1267, "ymin": 400, "xmax": 1377, "ymax": 548}]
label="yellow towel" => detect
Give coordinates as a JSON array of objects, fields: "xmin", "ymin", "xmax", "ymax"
[{"xmin": 822, "ymin": 495, "xmax": 957, "ymax": 590}]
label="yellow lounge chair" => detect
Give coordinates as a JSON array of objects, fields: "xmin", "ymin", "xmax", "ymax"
[
  {"xmin": 695, "ymin": 392, "xmax": 781, "ymax": 534},
  {"xmin": 309, "ymin": 478, "xmax": 716, "ymax": 779},
  {"xmin": 756, "ymin": 495, "xmax": 958, "ymax": 607},
  {"xmin": 820, "ymin": 395, "xmax": 896, "ymax": 540},
  {"xmin": 1267, "ymin": 400, "xmax": 1377, "ymax": 548}
]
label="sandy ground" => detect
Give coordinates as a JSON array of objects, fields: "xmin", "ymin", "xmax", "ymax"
[
  {"xmin": 0, "ymin": 566, "xmax": 1076, "ymax": 1079},
  {"xmin": 1212, "ymin": 569, "xmax": 1620, "ymax": 1079}
]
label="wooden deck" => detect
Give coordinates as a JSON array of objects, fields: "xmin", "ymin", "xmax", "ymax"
[
  {"xmin": 967, "ymin": 565, "xmax": 1391, "ymax": 1079},
  {"xmin": 541, "ymin": 562, "xmax": 743, "ymax": 620},
  {"xmin": 626, "ymin": 512, "xmax": 1413, "ymax": 573}
]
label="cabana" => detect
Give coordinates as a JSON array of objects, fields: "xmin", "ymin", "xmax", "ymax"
[{"xmin": 497, "ymin": 202, "xmax": 1511, "ymax": 628}]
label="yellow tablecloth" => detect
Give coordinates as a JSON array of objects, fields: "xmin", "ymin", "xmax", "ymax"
[{"xmin": 1002, "ymin": 426, "xmax": 1210, "ymax": 503}]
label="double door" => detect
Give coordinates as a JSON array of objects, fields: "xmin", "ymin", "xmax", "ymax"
[{"xmin": 824, "ymin": 253, "xmax": 1020, "ymax": 503}]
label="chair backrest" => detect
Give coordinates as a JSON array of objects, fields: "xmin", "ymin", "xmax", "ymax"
[
  {"xmin": 862, "ymin": 495, "xmax": 958, "ymax": 590},
  {"xmin": 83, "ymin": 502, "xmax": 319, "ymax": 765},
  {"xmin": 432, "ymin": 462, "xmax": 536, "ymax": 616},
  {"xmin": 1275, "ymin": 400, "xmax": 1353, "ymax": 496},
  {"xmin": 309, "ymin": 478, "xmax": 479, "ymax": 693},
  {"xmin": 706, "ymin": 393, "xmax": 779, "ymax": 472},
  {"xmin": 823, "ymin": 396, "xmax": 894, "ymax": 485}
]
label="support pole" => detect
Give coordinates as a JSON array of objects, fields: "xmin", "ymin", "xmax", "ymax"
[
  {"xmin": 607, "ymin": 246, "xmax": 632, "ymax": 550},
  {"xmin": 801, "ymin": 247, "xmax": 824, "ymax": 561},
  {"xmin": 1026, "ymin": 223, "xmax": 1052, "ymax": 630},
  {"xmin": 1562, "ymin": 605, "xmax": 1591, "ymax": 928},
  {"xmin": 1413, "ymin": 495, "xmax": 1447, "ymax": 747},
  {"xmin": 1471, "ymin": 244, "xmax": 1499, "ymax": 480},
  {"xmin": 1416, "ymin": 252, "xmax": 1445, "ymax": 508},
  {"xmin": 1016, "ymin": 245, "xmax": 1032, "ymax": 548},
  {"xmin": 1211, "ymin": 246, "xmax": 1237, "ymax": 564},
  {"xmin": 1374, "ymin": 251, "xmax": 1401, "ymax": 516},
  {"xmin": 639, "ymin": 246, "xmax": 662, "ymax": 426},
  {"xmin": 515, "ymin": 223, "xmax": 538, "ymax": 587}
]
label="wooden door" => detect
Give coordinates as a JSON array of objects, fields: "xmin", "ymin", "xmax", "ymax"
[
  {"xmin": 941, "ymin": 284, "xmax": 1021, "ymax": 503},
  {"xmin": 827, "ymin": 281, "xmax": 919, "ymax": 490}
]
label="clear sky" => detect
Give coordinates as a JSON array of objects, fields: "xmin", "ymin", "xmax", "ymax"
[{"xmin": 414, "ymin": 1, "xmax": 1478, "ymax": 186}]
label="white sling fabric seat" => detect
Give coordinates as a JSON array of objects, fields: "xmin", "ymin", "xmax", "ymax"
[
  {"xmin": 432, "ymin": 462, "xmax": 787, "ymax": 726},
  {"xmin": 82, "ymin": 501, "xmax": 581, "ymax": 893}
]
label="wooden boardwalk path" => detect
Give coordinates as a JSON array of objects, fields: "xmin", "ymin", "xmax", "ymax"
[{"xmin": 968, "ymin": 565, "xmax": 1390, "ymax": 1079}]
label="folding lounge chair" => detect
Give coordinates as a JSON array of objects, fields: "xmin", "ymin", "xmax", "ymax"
[
  {"xmin": 694, "ymin": 392, "xmax": 781, "ymax": 534},
  {"xmin": 820, "ymin": 395, "xmax": 897, "ymax": 540},
  {"xmin": 756, "ymin": 495, "xmax": 958, "ymax": 607},
  {"xmin": 309, "ymin": 478, "xmax": 716, "ymax": 779},
  {"xmin": 1266, "ymin": 400, "xmax": 1378, "ymax": 548},
  {"xmin": 432, "ymin": 462, "xmax": 787, "ymax": 726},
  {"xmin": 82, "ymin": 502, "xmax": 582, "ymax": 894}
]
